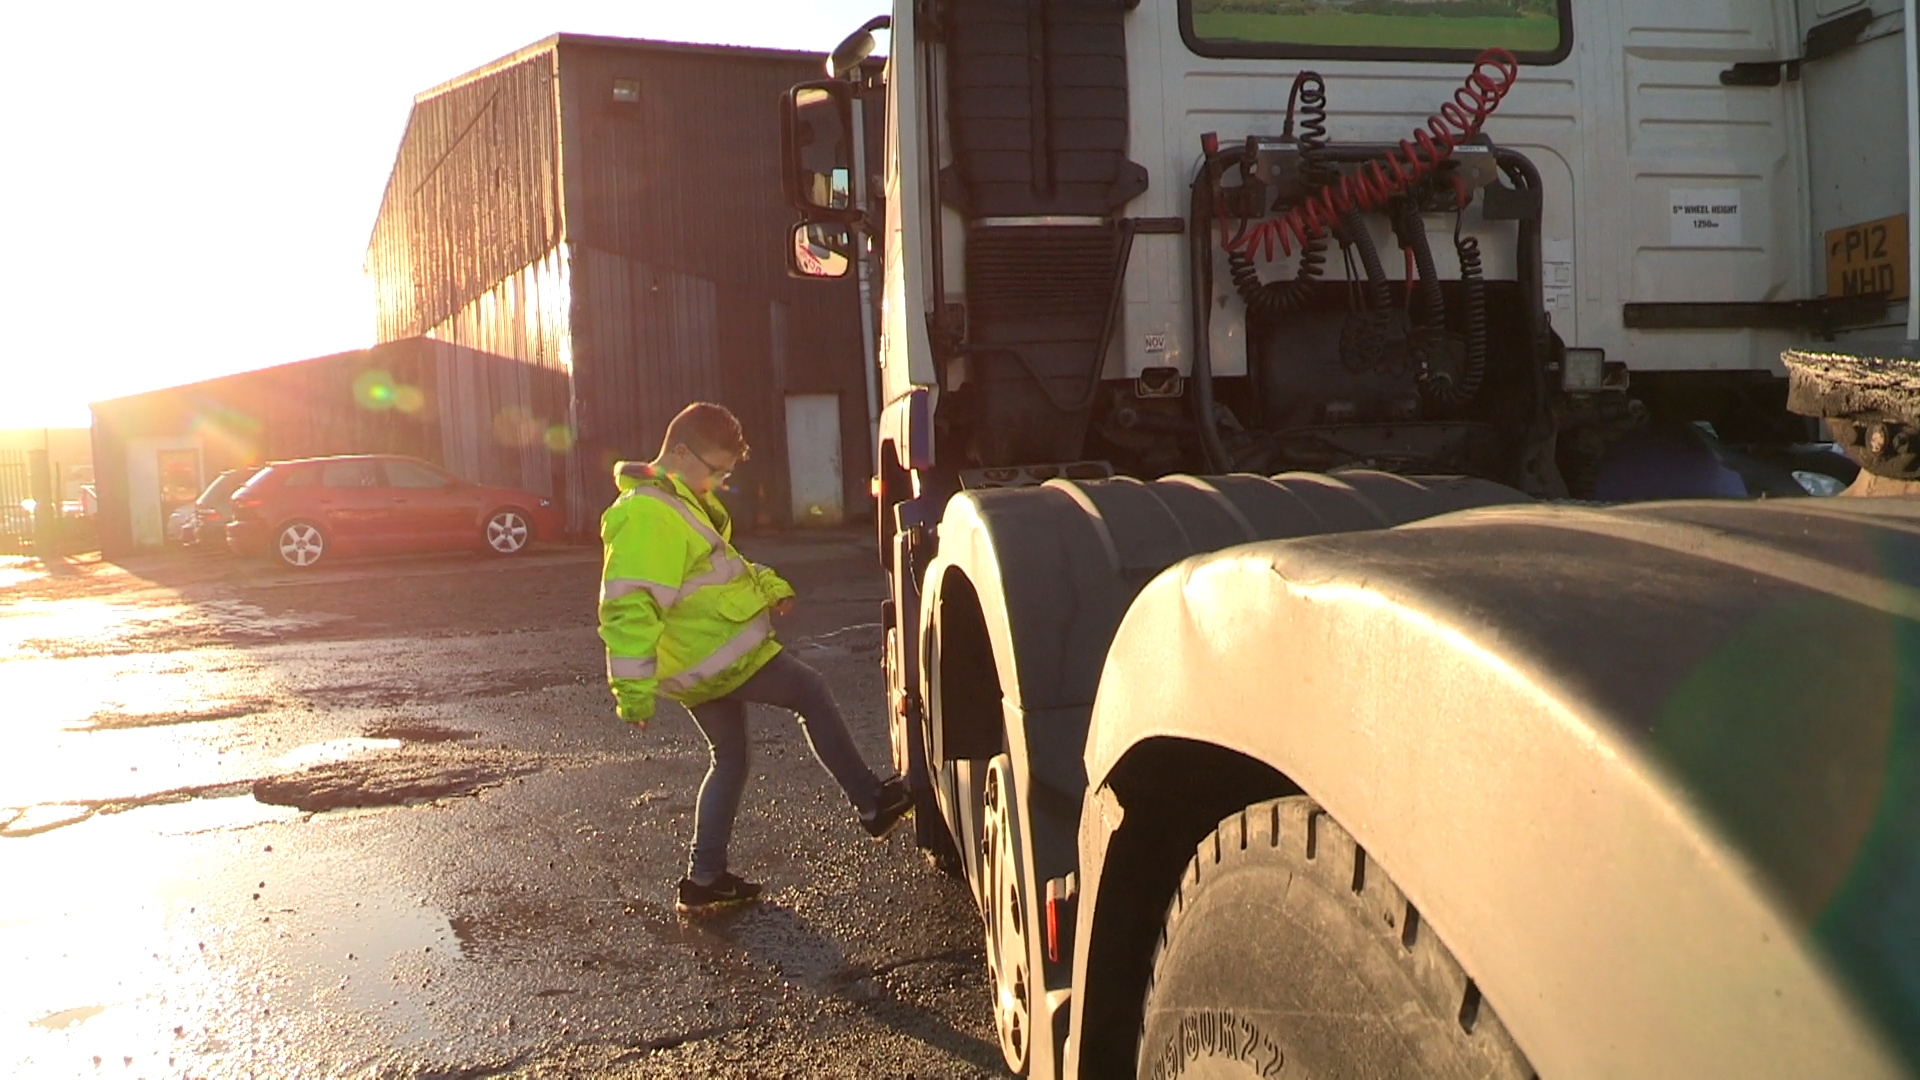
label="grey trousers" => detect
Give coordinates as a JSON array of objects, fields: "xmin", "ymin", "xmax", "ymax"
[{"xmin": 684, "ymin": 650, "xmax": 882, "ymax": 880}]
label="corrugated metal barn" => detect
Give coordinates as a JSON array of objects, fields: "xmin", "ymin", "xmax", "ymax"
[
  {"xmin": 91, "ymin": 338, "xmax": 570, "ymax": 552},
  {"xmin": 366, "ymin": 35, "xmax": 870, "ymax": 536}
]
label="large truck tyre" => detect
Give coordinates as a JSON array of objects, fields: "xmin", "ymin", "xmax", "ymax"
[
  {"xmin": 1139, "ymin": 796, "xmax": 1533, "ymax": 1080},
  {"xmin": 921, "ymin": 471, "xmax": 1532, "ymax": 1078}
]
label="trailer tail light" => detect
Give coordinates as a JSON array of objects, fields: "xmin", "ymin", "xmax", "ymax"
[{"xmin": 1044, "ymin": 872, "xmax": 1077, "ymax": 965}]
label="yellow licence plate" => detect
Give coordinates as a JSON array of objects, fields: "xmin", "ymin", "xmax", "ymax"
[{"xmin": 1826, "ymin": 214, "xmax": 1910, "ymax": 301}]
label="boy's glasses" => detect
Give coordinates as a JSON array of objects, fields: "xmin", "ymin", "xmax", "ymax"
[{"xmin": 693, "ymin": 450, "xmax": 734, "ymax": 483}]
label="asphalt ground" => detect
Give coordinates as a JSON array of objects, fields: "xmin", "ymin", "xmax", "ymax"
[{"xmin": 0, "ymin": 532, "xmax": 1006, "ymax": 1079}]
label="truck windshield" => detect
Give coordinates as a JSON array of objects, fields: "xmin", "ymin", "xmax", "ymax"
[{"xmin": 1182, "ymin": 0, "xmax": 1570, "ymax": 63}]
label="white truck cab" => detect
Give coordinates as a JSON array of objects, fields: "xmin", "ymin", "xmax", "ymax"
[{"xmin": 869, "ymin": 0, "xmax": 1915, "ymax": 441}]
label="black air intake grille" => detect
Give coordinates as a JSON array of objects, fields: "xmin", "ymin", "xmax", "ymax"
[
  {"xmin": 947, "ymin": 0, "xmax": 1135, "ymax": 216},
  {"xmin": 966, "ymin": 225, "xmax": 1117, "ymax": 322}
]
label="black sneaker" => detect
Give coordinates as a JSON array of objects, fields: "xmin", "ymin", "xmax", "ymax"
[
  {"xmin": 861, "ymin": 777, "xmax": 914, "ymax": 840},
  {"xmin": 675, "ymin": 872, "xmax": 764, "ymax": 914}
]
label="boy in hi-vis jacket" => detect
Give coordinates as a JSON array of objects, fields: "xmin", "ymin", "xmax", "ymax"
[{"xmin": 598, "ymin": 402, "xmax": 912, "ymax": 913}]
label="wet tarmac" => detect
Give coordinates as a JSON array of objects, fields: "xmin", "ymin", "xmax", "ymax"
[{"xmin": 1, "ymin": 534, "xmax": 1004, "ymax": 1078}]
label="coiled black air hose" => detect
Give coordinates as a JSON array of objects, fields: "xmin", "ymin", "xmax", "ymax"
[
  {"xmin": 1343, "ymin": 208, "xmax": 1394, "ymax": 313},
  {"xmin": 1227, "ymin": 73, "xmax": 1331, "ymax": 319},
  {"xmin": 1397, "ymin": 200, "xmax": 1446, "ymax": 331},
  {"xmin": 1338, "ymin": 207, "xmax": 1399, "ymax": 375},
  {"xmin": 1450, "ymin": 222, "xmax": 1489, "ymax": 404}
]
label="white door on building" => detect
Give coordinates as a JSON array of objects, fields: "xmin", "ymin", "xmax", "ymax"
[
  {"xmin": 127, "ymin": 438, "xmax": 202, "ymax": 548},
  {"xmin": 785, "ymin": 394, "xmax": 844, "ymax": 526}
]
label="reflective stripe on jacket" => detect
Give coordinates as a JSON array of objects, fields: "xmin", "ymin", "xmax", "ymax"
[{"xmin": 598, "ymin": 462, "xmax": 794, "ymax": 722}]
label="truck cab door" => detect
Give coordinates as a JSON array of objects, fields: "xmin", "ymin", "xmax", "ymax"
[{"xmin": 1797, "ymin": 0, "xmax": 1916, "ymax": 340}]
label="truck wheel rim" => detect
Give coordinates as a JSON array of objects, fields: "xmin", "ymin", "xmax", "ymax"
[
  {"xmin": 981, "ymin": 759, "xmax": 1030, "ymax": 1073},
  {"xmin": 487, "ymin": 512, "xmax": 528, "ymax": 553},
  {"xmin": 278, "ymin": 524, "xmax": 322, "ymax": 567}
]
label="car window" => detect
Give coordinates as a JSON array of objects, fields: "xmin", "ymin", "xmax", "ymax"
[
  {"xmin": 320, "ymin": 461, "xmax": 381, "ymax": 489},
  {"xmin": 278, "ymin": 466, "xmax": 318, "ymax": 489},
  {"xmin": 383, "ymin": 460, "xmax": 455, "ymax": 489},
  {"xmin": 201, "ymin": 470, "xmax": 254, "ymax": 505}
]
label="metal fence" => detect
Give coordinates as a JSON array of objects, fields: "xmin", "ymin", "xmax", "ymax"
[{"xmin": 0, "ymin": 450, "xmax": 30, "ymax": 555}]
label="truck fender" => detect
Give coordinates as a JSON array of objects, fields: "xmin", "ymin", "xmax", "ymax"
[
  {"xmin": 1071, "ymin": 497, "xmax": 1920, "ymax": 1079},
  {"xmin": 916, "ymin": 470, "xmax": 1526, "ymax": 1076}
]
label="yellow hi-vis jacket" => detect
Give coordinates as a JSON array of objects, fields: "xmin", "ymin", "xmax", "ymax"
[{"xmin": 598, "ymin": 462, "xmax": 794, "ymax": 723}]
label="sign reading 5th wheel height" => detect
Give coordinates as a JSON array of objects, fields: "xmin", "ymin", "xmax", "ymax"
[{"xmin": 1826, "ymin": 214, "xmax": 1910, "ymax": 302}]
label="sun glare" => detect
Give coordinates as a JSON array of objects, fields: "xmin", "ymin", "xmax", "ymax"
[{"xmin": 3, "ymin": 0, "xmax": 882, "ymax": 431}]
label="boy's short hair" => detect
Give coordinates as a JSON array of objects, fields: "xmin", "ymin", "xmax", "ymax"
[{"xmin": 662, "ymin": 402, "xmax": 750, "ymax": 461}]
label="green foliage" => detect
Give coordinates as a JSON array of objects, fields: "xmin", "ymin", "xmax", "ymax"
[
  {"xmin": 1347, "ymin": 0, "xmax": 1524, "ymax": 16},
  {"xmin": 1190, "ymin": 0, "xmax": 1561, "ymax": 19},
  {"xmin": 1189, "ymin": 8, "xmax": 1563, "ymax": 51},
  {"xmin": 1192, "ymin": 0, "xmax": 1319, "ymax": 13}
]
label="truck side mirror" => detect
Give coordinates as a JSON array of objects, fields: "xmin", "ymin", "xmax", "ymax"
[
  {"xmin": 788, "ymin": 222, "xmax": 852, "ymax": 280},
  {"xmin": 827, "ymin": 15, "xmax": 889, "ymax": 78},
  {"xmin": 782, "ymin": 81, "xmax": 857, "ymax": 220}
]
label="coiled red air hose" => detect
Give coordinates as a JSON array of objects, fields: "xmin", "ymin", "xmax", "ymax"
[{"xmin": 1227, "ymin": 48, "xmax": 1521, "ymax": 262}]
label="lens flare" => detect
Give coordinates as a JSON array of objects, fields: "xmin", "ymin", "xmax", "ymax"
[
  {"xmin": 352, "ymin": 370, "xmax": 397, "ymax": 411},
  {"xmin": 492, "ymin": 408, "xmax": 542, "ymax": 448}
]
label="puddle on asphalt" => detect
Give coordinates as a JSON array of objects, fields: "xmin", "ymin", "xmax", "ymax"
[
  {"xmin": 3, "ymin": 790, "xmax": 300, "ymax": 839},
  {"xmin": 147, "ymin": 791, "xmax": 304, "ymax": 835},
  {"xmin": 281, "ymin": 882, "xmax": 460, "ymax": 1046},
  {"xmin": 69, "ymin": 698, "xmax": 269, "ymax": 731},
  {"xmin": 273, "ymin": 737, "xmax": 405, "ymax": 772},
  {"xmin": 4, "ymin": 796, "xmax": 466, "ymax": 1073},
  {"xmin": 0, "ymin": 597, "xmax": 189, "ymax": 658},
  {"xmin": 0, "ymin": 595, "xmax": 343, "ymax": 661},
  {"xmin": 4, "ymin": 659, "xmax": 243, "ymax": 812}
]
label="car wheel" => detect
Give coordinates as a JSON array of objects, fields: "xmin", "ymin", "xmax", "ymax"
[
  {"xmin": 484, "ymin": 508, "xmax": 531, "ymax": 555},
  {"xmin": 1138, "ymin": 796, "xmax": 1533, "ymax": 1080},
  {"xmin": 274, "ymin": 521, "xmax": 326, "ymax": 569}
]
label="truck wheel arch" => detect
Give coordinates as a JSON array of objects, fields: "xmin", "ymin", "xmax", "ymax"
[
  {"xmin": 1071, "ymin": 501, "xmax": 1920, "ymax": 1080},
  {"xmin": 915, "ymin": 472, "xmax": 1533, "ymax": 1077}
]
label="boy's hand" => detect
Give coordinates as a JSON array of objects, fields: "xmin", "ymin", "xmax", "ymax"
[
  {"xmin": 615, "ymin": 691, "xmax": 655, "ymax": 727},
  {"xmin": 772, "ymin": 598, "xmax": 796, "ymax": 617}
]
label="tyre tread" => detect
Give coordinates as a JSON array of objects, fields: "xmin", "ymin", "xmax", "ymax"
[{"xmin": 1137, "ymin": 795, "xmax": 1532, "ymax": 1079}]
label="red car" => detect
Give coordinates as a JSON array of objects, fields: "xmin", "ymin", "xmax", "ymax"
[{"xmin": 226, "ymin": 455, "xmax": 563, "ymax": 569}]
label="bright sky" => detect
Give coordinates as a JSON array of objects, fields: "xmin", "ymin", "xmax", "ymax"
[{"xmin": 0, "ymin": 1, "xmax": 887, "ymax": 430}]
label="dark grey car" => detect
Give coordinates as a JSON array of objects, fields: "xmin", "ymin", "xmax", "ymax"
[{"xmin": 179, "ymin": 469, "xmax": 260, "ymax": 551}]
